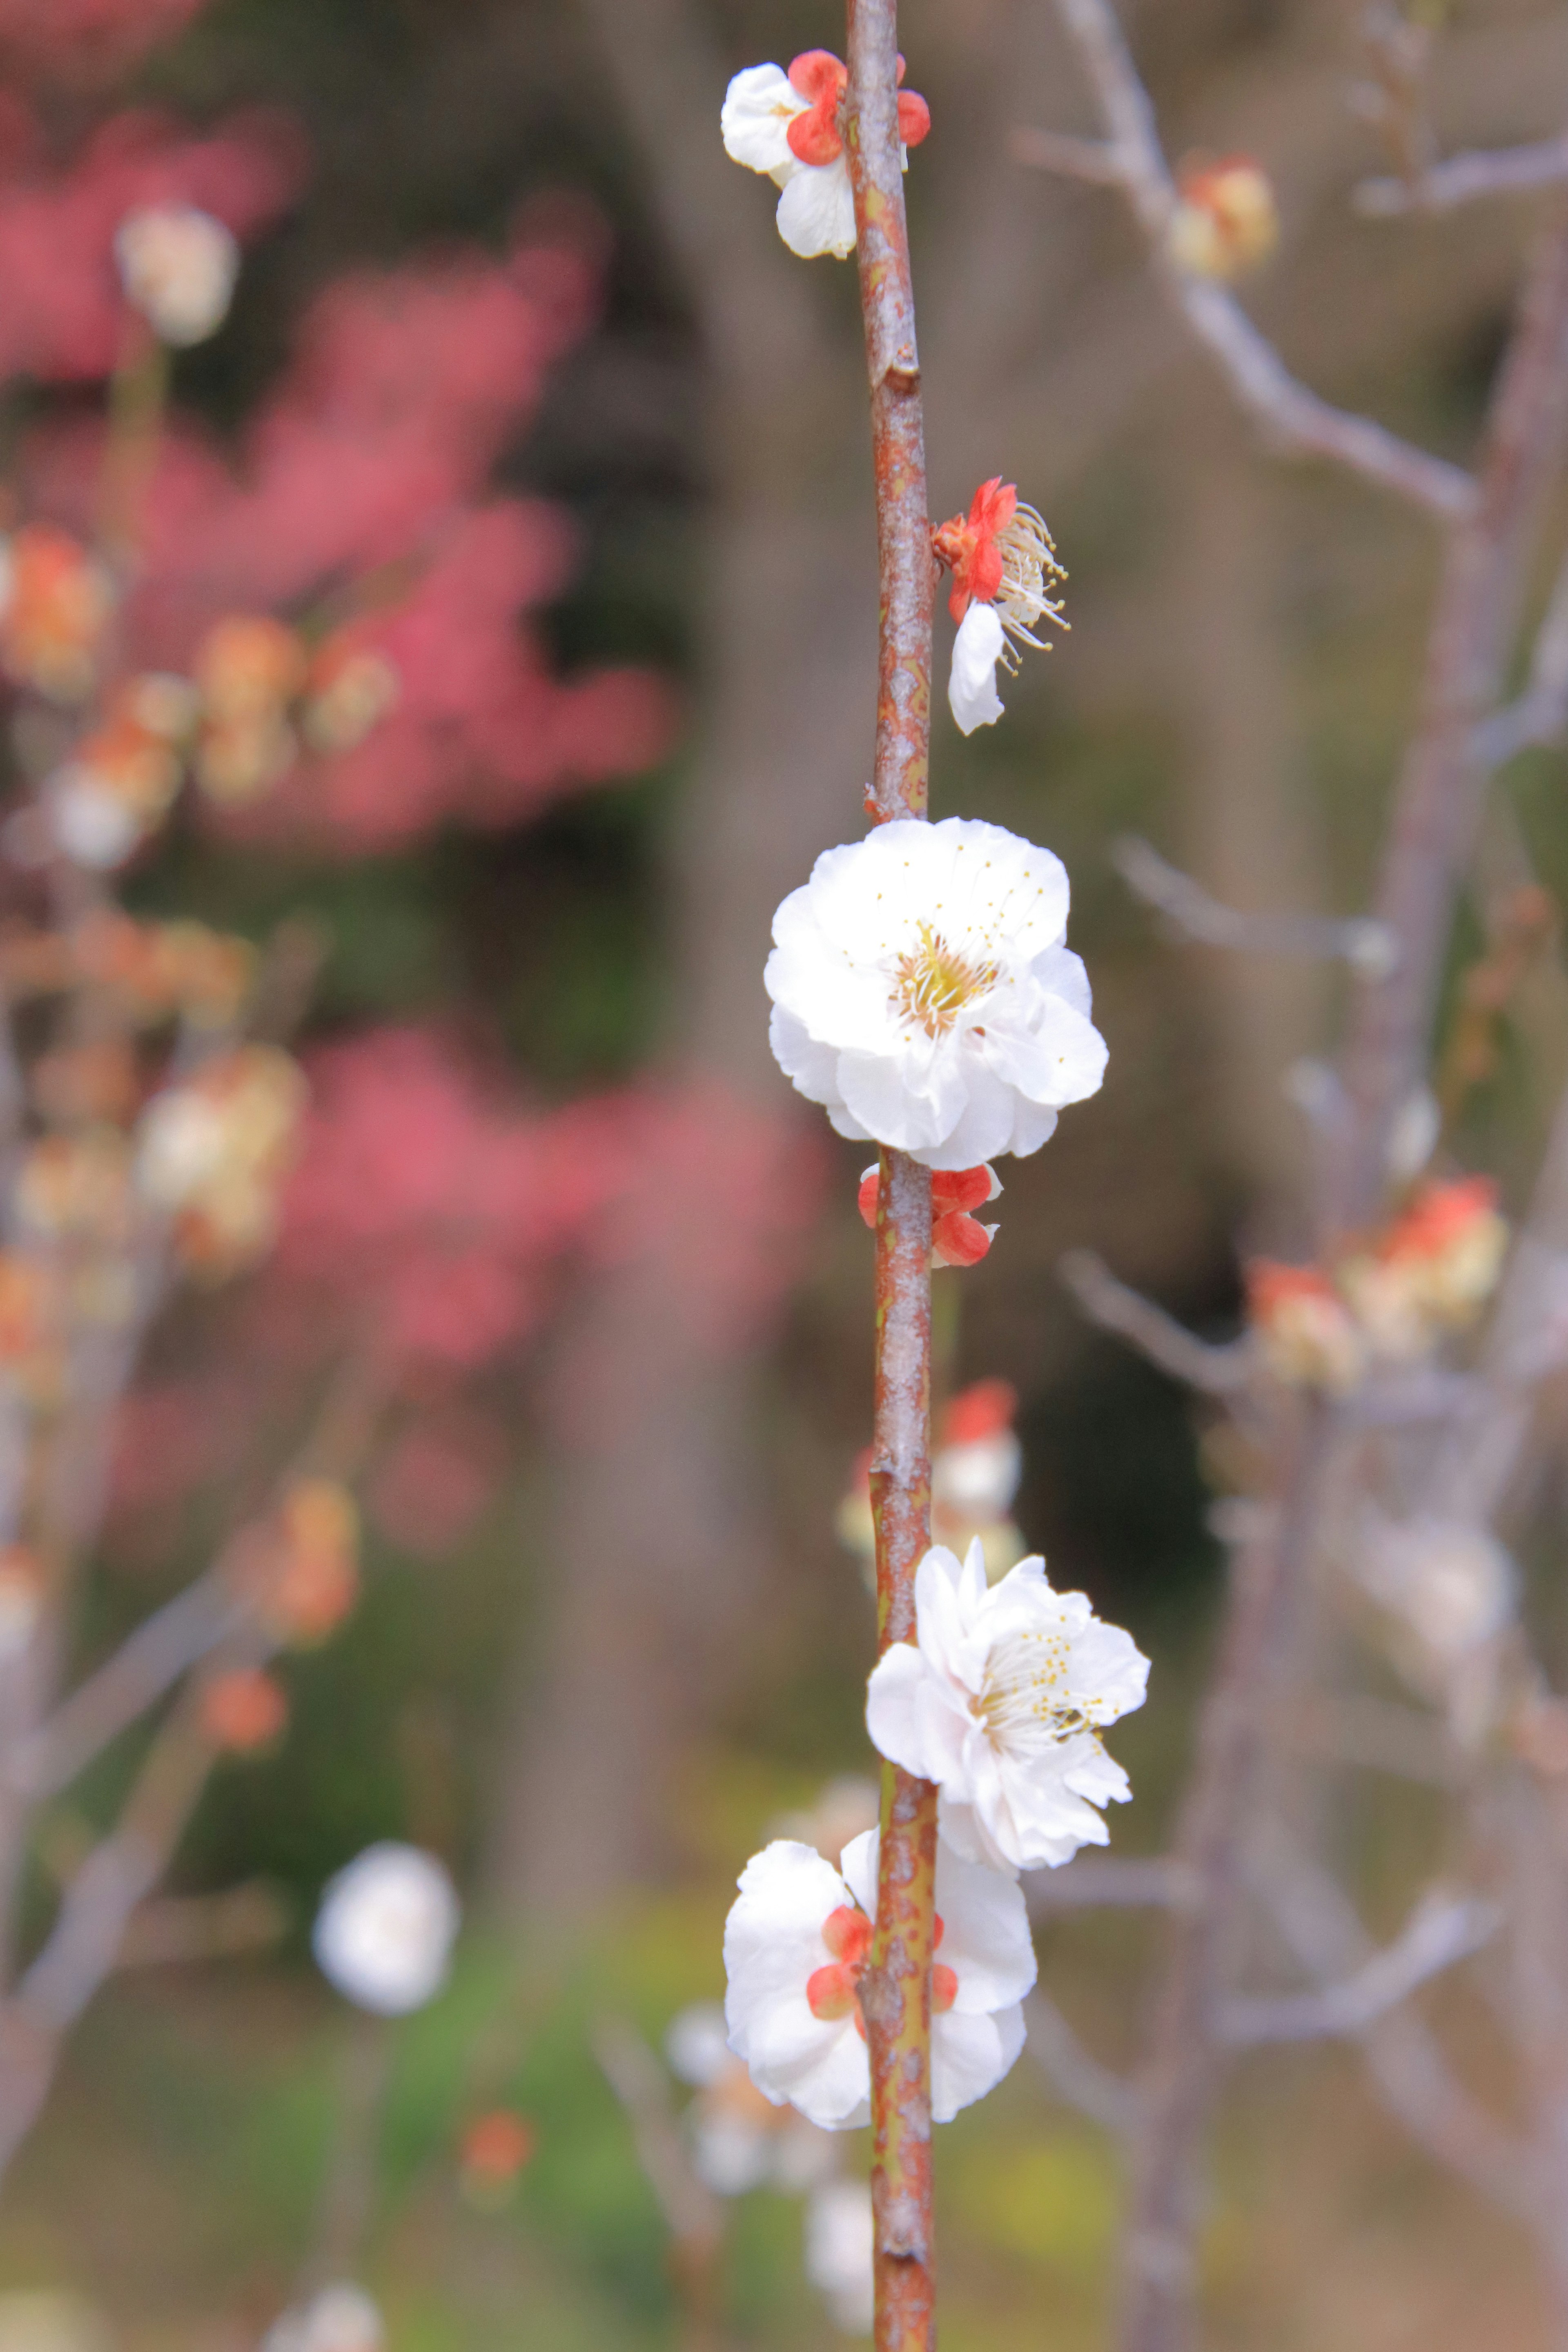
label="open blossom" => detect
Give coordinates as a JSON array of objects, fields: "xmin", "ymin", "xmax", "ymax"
[
  {"xmin": 313, "ymin": 1842, "xmax": 459, "ymax": 2016},
  {"xmin": 114, "ymin": 203, "xmax": 240, "ymax": 346},
  {"xmin": 933, "ymin": 480, "xmax": 1066, "ymax": 734},
  {"xmin": 721, "ymin": 50, "xmax": 930, "ymax": 260},
  {"xmin": 858, "ymin": 1160, "xmax": 1001, "ymax": 1268},
  {"xmin": 722, "ymin": 1828, "xmax": 1034, "ymax": 2129},
  {"xmin": 767, "ymin": 816, "xmax": 1106, "ymax": 1170},
  {"xmin": 866, "ymin": 1540, "xmax": 1148, "ymax": 1873},
  {"xmin": 1169, "ymin": 155, "xmax": 1278, "ymax": 281}
]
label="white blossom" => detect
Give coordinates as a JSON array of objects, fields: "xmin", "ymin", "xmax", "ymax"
[
  {"xmin": 312, "ymin": 1842, "xmax": 459, "ymax": 2016},
  {"xmin": 766, "ymin": 816, "xmax": 1106, "ymax": 1170},
  {"xmin": 866, "ymin": 1539, "xmax": 1148, "ymax": 1873},
  {"xmin": 260, "ymin": 2285, "xmax": 384, "ymax": 2352},
  {"xmin": 721, "ymin": 55, "xmax": 929, "ymax": 262},
  {"xmin": 949, "ymin": 604, "xmax": 1007, "ymax": 733},
  {"xmin": 805, "ymin": 2180, "xmax": 875, "ymax": 2334},
  {"xmin": 722, "ymin": 1828, "xmax": 1035, "ymax": 2129},
  {"xmin": 114, "ymin": 204, "xmax": 240, "ymax": 347}
]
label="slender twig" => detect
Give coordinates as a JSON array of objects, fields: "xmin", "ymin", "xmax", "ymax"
[
  {"xmin": 1026, "ymin": 1993, "xmax": 1142, "ymax": 2136},
  {"xmin": 845, "ymin": 11, "xmax": 938, "ymax": 2347},
  {"xmin": 1059, "ymin": 1250, "xmax": 1249, "ymax": 1396},
  {"xmin": 1222, "ymin": 1889, "xmax": 1498, "ymax": 2047},
  {"xmin": 1113, "ymin": 836, "xmax": 1396, "ymax": 976},
  {"xmin": 593, "ymin": 2016, "xmax": 726, "ymax": 2352},
  {"xmin": 1474, "ymin": 541, "xmax": 1568, "ymax": 769},
  {"xmin": 1358, "ymin": 135, "xmax": 1568, "ymax": 218},
  {"xmin": 1027, "ymin": 1856, "xmax": 1195, "ymax": 1914},
  {"xmin": 1034, "ymin": 0, "xmax": 1477, "ymax": 521}
]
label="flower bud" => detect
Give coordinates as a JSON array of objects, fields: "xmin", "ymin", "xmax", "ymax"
[{"xmin": 115, "ymin": 204, "xmax": 240, "ymax": 347}]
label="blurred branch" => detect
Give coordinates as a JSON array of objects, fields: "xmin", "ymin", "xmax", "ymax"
[
  {"xmin": 1028, "ymin": 1855, "xmax": 1196, "ymax": 1913},
  {"xmin": 1025, "ymin": 1993, "xmax": 1141, "ymax": 2136},
  {"xmin": 1474, "ymin": 543, "xmax": 1568, "ymax": 768},
  {"xmin": 116, "ymin": 1878, "xmax": 288, "ymax": 1967},
  {"xmin": 592, "ymin": 2016, "xmax": 724, "ymax": 2261},
  {"xmin": 1114, "ymin": 835, "xmax": 1396, "ymax": 974},
  {"xmin": 1027, "ymin": 0, "xmax": 1478, "ymax": 519},
  {"xmin": 1358, "ymin": 135, "xmax": 1568, "ymax": 218},
  {"xmin": 1007, "ymin": 127, "xmax": 1121, "ymax": 184},
  {"xmin": 1222, "ymin": 1887, "xmax": 1498, "ymax": 2047},
  {"xmin": 1059, "ymin": 1249, "xmax": 1249, "ymax": 1396}
]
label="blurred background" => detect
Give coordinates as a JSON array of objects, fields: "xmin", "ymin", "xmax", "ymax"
[{"xmin": 0, "ymin": 0, "xmax": 1564, "ymax": 2346}]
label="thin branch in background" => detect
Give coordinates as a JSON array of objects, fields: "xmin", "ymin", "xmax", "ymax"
[
  {"xmin": 1027, "ymin": 1857, "xmax": 1196, "ymax": 1915},
  {"xmin": 1357, "ymin": 134, "xmax": 1568, "ymax": 218},
  {"xmin": 1113, "ymin": 836, "xmax": 1396, "ymax": 976},
  {"xmin": 1025, "ymin": 1993, "xmax": 1142, "ymax": 2137},
  {"xmin": 1027, "ymin": 0, "xmax": 1478, "ymax": 520},
  {"xmin": 592, "ymin": 2015, "xmax": 726, "ymax": 2352},
  {"xmin": 1007, "ymin": 127, "xmax": 1121, "ymax": 185},
  {"xmin": 1058, "ymin": 1250, "xmax": 1249, "ymax": 1396},
  {"xmin": 1474, "ymin": 544, "xmax": 1568, "ymax": 768},
  {"xmin": 1222, "ymin": 1888, "xmax": 1498, "ymax": 2047}
]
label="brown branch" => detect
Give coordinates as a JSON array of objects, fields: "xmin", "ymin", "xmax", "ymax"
[
  {"xmin": 1473, "ymin": 541, "xmax": 1568, "ymax": 768},
  {"xmin": 844, "ymin": 10, "xmax": 938, "ymax": 2349},
  {"xmin": 1357, "ymin": 135, "xmax": 1568, "ymax": 218},
  {"xmin": 1059, "ymin": 1249, "xmax": 1250, "ymax": 1396},
  {"xmin": 1112, "ymin": 836, "xmax": 1395, "ymax": 976},
  {"xmin": 1026, "ymin": 1993, "xmax": 1141, "ymax": 2136},
  {"xmin": 1036, "ymin": 0, "xmax": 1477, "ymax": 521}
]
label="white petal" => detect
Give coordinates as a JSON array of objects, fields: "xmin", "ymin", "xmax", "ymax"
[
  {"xmin": 768, "ymin": 1003, "xmax": 844, "ymax": 1109},
  {"xmin": 1031, "ymin": 944, "xmax": 1093, "ymax": 1019},
  {"xmin": 980, "ymin": 1000, "xmax": 1109, "ymax": 1109},
  {"xmin": 949, "ymin": 604, "xmax": 1006, "ymax": 733},
  {"xmin": 934, "ymin": 1840, "xmax": 1036, "ymax": 2010},
  {"xmin": 836, "ymin": 1045, "xmax": 965, "ymax": 1152},
  {"xmin": 837, "ymin": 1827, "xmax": 878, "ymax": 1915},
  {"xmin": 931, "ymin": 2002, "xmax": 1027, "ymax": 2121},
  {"xmin": 722, "ymin": 65, "xmax": 806, "ymax": 176},
  {"xmin": 864, "ymin": 1642, "xmax": 937, "ymax": 1777},
  {"xmin": 776, "ymin": 159, "xmax": 858, "ymax": 259}
]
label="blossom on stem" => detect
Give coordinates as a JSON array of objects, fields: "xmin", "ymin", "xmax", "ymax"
[
  {"xmin": 313, "ymin": 1842, "xmax": 459, "ymax": 2016},
  {"xmin": 134, "ymin": 1044, "xmax": 307, "ymax": 1276},
  {"xmin": 1246, "ymin": 1261, "xmax": 1364, "ymax": 1391},
  {"xmin": 932, "ymin": 480, "xmax": 1066, "ymax": 734},
  {"xmin": 858, "ymin": 1159, "xmax": 1001, "ymax": 1268},
  {"xmin": 722, "ymin": 1827, "xmax": 1035, "ymax": 2128},
  {"xmin": 866, "ymin": 1539, "xmax": 1148, "ymax": 1873},
  {"xmin": 767, "ymin": 816, "xmax": 1106, "ymax": 1170},
  {"xmin": 1169, "ymin": 155, "xmax": 1279, "ymax": 282},
  {"xmin": 721, "ymin": 50, "xmax": 930, "ymax": 261},
  {"xmin": 1339, "ymin": 1176, "xmax": 1508, "ymax": 1358},
  {"xmin": 114, "ymin": 203, "xmax": 240, "ymax": 346}
]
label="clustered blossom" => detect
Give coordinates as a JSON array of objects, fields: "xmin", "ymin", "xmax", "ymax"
[
  {"xmin": 1248, "ymin": 1176, "xmax": 1509, "ymax": 1390},
  {"xmin": 857, "ymin": 1159, "xmax": 1001, "ymax": 1269},
  {"xmin": 1168, "ymin": 155, "xmax": 1279, "ymax": 282},
  {"xmin": 767, "ymin": 816, "xmax": 1107, "ymax": 1170},
  {"xmin": 722, "ymin": 1827, "xmax": 1035, "ymax": 2129},
  {"xmin": 722, "ymin": 50, "xmax": 930, "ymax": 261},
  {"xmin": 312, "ymin": 1842, "xmax": 459, "ymax": 2017},
  {"xmin": 866, "ymin": 1541, "xmax": 1149, "ymax": 1871},
  {"xmin": 933, "ymin": 480, "xmax": 1067, "ymax": 734}
]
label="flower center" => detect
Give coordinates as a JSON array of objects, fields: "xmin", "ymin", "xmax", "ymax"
[
  {"xmin": 973, "ymin": 1628, "xmax": 1100, "ymax": 1755},
  {"xmin": 993, "ymin": 505, "xmax": 1067, "ymax": 659},
  {"xmin": 891, "ymin": 922, "xmax": 997, "ymax": 1040}
]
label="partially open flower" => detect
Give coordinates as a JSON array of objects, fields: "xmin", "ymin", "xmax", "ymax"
[
  {"xmin": 0, "ymin": 526, "xmax": 114, "ymax": 704},
  {"xmin": 866, "ymin": 1539, "xmax": 1148, "ymax": 1873},
  {"xmin": 767, "ymin": 816, "xmax": 1106, "ymax": 1169},
  {"xmin": 134, "ymin": 1044, "xmax": 307, "ymax": 1277},
  {"xmin": 722, "ymin": 1826, "xmax": 1034, "ymax": 2128},
  {"xmin": 1169, "ymin": 155, "xmax": 1279, "ymax": 281},
  {"xmin": 115, "ymin": 203, "xmax": 241, "ymax": 347},
  {"xmin": 1351, "ymin": 1177, "xmax": 1508, "ymax": 1346},
  {"xmin": 313, "ymin": 1842, "xmax": 459, "ymax": 2016},
  {"xmin": 200, "ymin": 1666, "xmax": 288, "ymax": 1754},
  {"xmin": 933, "ymin": 481, "xmax": 1067, "ymax": 734},
  {"xmin": 721, "ymin": 50, "xmax": 930, "ymax": 260},
  {"xmin": 857, "ymin": 1160, "xmax": 1002, "ymax": 1267},
  {"xmin": 1245, "ymin": 1261, "xmax": 1365, "ymax": 1391},
  {"xmin": 194, "ymin": 616, "xmax": 307, "ymax": 807}
]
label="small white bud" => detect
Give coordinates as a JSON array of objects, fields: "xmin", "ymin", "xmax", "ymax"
[{"xmin": 115, "ymin": 205, "xmax": 240, "ymax": 347}]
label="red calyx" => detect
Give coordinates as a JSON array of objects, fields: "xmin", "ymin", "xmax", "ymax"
[
  {"xmin": 932, "ymin": 477, "xmax": 1019, "ymax": 623},
  {"xmin": 787, "ymin": 50, "xmax": 849, "ymax": 166},
  {"xmin": 941, "ymin": 1377, "xmax": 1017, "ymax": 1446}
]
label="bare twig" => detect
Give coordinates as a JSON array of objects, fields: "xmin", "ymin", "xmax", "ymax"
[
  {"xmin": 1008, "ymin": 127, "xmax": 1122, "ymax": 184},
  {"xmin": 592, "ymin": 2013, "xmax": 726, "ymax": 2352},
  {"xmin": 1358, "ymin": 135, "xmax": 1568, "ymax": 218},
  {"xmin": 1114, "ymin": 836, "xmax": 1395, "ymax": 976},
  {"xmin": 1026, "ymin": 1993, "xmax": 1141, "ymax": 2136},
  {"xmin": 1474, "ymin": 542, "xmax": 1568, "ymax": 769},
  {"xmin": 1059, "ymin": 1249, "xmax": 1249, "ymax": 1396},
  {"xmin": 1028, "ymin": 1856, "xmax": 1195, "ymax": 1914},
  {"xmin": 1034, "ymin": 0, "xmax": 1478, "ymax": 520},
  {"xmin": 1222, "ymin": 1887, "xmax": 1498, "ymax": 2047}
]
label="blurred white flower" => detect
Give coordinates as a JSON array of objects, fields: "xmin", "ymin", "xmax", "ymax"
[
  {"xmin": 312, "ymin": 1842, "xmax": 458, "ymax": 2016},
  {"xmin": 664, "ymin": 1998, "xmax": 837, "ymax": 2194},
  {"xmin": 722, "ymin": 1828, "xmax": 1034, "ymax": 2129},
  {"xmin": 260, "ymin": 2285, "xmax": 384, "ymax": 2352},
  {"xmin": 115, "ymin": 204, "xmax": 239, "ymax": 346},
  {"xmin": 1354, "ymin": 1514, "xmax": 1515, "ymax": 1675},
  {"xmin": 766, "ymin": 817, "xmax": 1107, "ymax": 1171},
  {"xmin": 866, "ymin": 1539, "xmax": 1148, "ymax": 1873},
  {"xmin": 805, "ymin": 2179, "xmax": 875, "ymax": 2334}
]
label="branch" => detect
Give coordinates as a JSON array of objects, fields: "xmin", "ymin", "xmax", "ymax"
[
  {"xmin": 1222, "ymin": 1887, "xmax": 1498, "ymax": 2047},
  {"xmin": 1027, "ymin": 1855, "xmax": 1195, "ymax": 1913},
  {"xmin": 1025, "ymin": 1994, "xmax": 1141, "ymax": 2136},
  {"xmin": 1473, "ymin": 541, "xmax": 1568, "ymax": 768},
  {"xmin": 1358, "ymin": 135, "xmax": 1568, "ymax": 218},
  {"xmin": 1114, "ymin": 835, "xmax": 1396, "ymax": 975},
  {"xmin": 1058, "ymin": 1248, "xmax": 1249, "ymax": 1395},
  {"xmin": 591, "ymin": 2015, "xmax": 724, "ymax": 2256},
  {"xmin": 1031, "ymin": 0, "xmax": 1478, "ymax": 520}
]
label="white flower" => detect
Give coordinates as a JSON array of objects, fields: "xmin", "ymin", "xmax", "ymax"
[
  {"xmin": 933, "ymin": 482, "xmax": 1067, "ymax": 733},
  {"xmin": 949, "ymin": 604, "xmax": 1006, "ymax": 733},
  {"xmin": 49, "ymin": 773, "xmax": 141, "ymax": 869},
  {"xmin": 866, "ymin": 1540, "xmax": 1148, "ymax": 1873},
  {"xmin": 261, "ymin": 2285, "xmax": 384, "ymax": 2352},
  {"xmin": 721, "ymin": 54, "xmax": 930, "ymax": 262},
  {"xmin": 114, "ymin": 204, "xmax": 240, "ymax": 347},
  {"xmin": 805, "ymin": 2180, "xmax": 875, "ymax": 2334},
  {"xmin": 312, "ymin": 1842, "xmax": 459, "ymax": 2016},
  {"xmin": 722, "ymin": 1827, "xmax": 1034, "ymax": 2130},
  {"xmin": 766, "ymin": 816, "xmax": 1107, "ymax": 1170}
]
